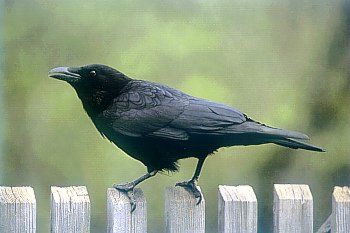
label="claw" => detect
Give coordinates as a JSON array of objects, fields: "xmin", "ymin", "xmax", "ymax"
[
  {"xmin": 195, "ymin": 193, "xmax": 202, "ymax": 205},
  {"xmin": 127, "ymin": 190, "xmax": 137, "ymax": 212},
  {"xmin": 175, "ymin": 180, "xmax": 203, "ymax": 205},
  {"xmin": 113, "ymin": 182, "xmax": 137, "ymax": 212}
]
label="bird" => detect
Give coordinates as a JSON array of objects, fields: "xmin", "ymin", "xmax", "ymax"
[{"xmin": 48, "ymin": 64, "xmax": 324, "ymax": 211}]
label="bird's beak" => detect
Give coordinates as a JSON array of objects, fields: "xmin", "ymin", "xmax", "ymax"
[{"xmin": 48, "ymin": 67, "xmax": 81, "ymax": 83}]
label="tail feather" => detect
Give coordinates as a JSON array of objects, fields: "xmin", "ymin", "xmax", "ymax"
[
  {"xmin": 272, "ymin": 138, "xmax": 325, "ymax": 152},
  {"xmin": 225, "ymin": 121, "xmax": 325, "ymax": 152},
  {"xmin": 259, "ymin": 125, "xmax": 310, "ymax": 140},
  {"xmin": 240, "ymin": 120, "xmax": 310, "ymax": 140}
]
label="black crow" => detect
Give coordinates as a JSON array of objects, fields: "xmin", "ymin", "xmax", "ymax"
[{"xmin": 48, "ymin": 64, "xmax": 324, "ymax": 210}]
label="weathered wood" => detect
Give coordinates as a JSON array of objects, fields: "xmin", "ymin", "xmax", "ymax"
[
  {"xmin": 332, "ymin": 186, "xmax": 350, "ymax": 233},
  {"xmin": 316, "ymin": 215, "xmax": 331, "ymax": 233},
  {"xmin": 273, "ymin": 184, "xmax": 313, "ymax": 233},
  {"xmin": 0, "ymin": 186, "xmax": 36, "ymax": 233},
  {"xmin": 107, "ymin": 188, "xmax": 147, "ymax": 233},
  {"xmin": 164, "ymin": 186, "xmax": 205, "ymax": 233},
  {"xmin": 218, "ymin": 185, "xmax": 257, "ymax": 233},
  {"xmin": 50, "ymin": 186, "xmax": 90, "ymax": 233}
]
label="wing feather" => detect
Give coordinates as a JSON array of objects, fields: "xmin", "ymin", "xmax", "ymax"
[
  {"xmin": 101, "ymin": 81, "xmax": 250, "ymax": 140},
  {"xmin": 101, "ymin": 81, "xmax": 189, "ymax": 138},
  {"xmin": 169, "ymin": 98, "xmax": 247, "ymax": 133},
  {"xmin": 98, "ymin": 80, "xmax": 312, "ymax": 144}
]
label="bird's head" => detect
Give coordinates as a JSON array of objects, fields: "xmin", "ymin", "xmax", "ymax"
[
  {"xmin": 48, "ymin": 64, "xmax": 132, "ymax": 115},
  {"xmin": 48, "ymin": 64, "xmax": 131, "ymax": 93}
]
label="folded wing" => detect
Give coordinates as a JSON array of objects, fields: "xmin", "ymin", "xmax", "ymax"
[{"xmin": 102, "ymin": 81, "xmax": 309, "ymax": 143}]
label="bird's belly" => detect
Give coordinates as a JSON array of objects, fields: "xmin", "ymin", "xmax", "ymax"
[
  {"xmin": 95, "ymin": 121, "xmax": 221, "ymax": 170},
  {"xmin": 102, "ymin": 131, "xmax": 215, "ymax": 170}
]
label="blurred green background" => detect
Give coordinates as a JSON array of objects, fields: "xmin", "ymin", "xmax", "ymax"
[{"xmin": 2, "ymin": 0, "xmax": 350, "ymax": 232}]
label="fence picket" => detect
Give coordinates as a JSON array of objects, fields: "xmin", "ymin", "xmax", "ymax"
[
  {"xmin": 107, "ymin": 188, "xmax": 147, "ymax": 233},
  {"xmin": 218, "ymin": 185, "xmax": 257, "ymax": 233},
  {"xmin": 0, "ymin": 186, "xmax": 36, "ymax": 233},
  {"xmin": 165, "ymin": 186, "xmax": 205, "ymax": 233},
  {"xmin": 332, "ymin": 186, "xmax": 350, "ymax": 233},
  {"xmin": 50, "ymin": 186, "xmax": 90, "ymax": 233},
  {"xmin": 273, "ymin": 184, "xmax": 313, "ymax": 233}
]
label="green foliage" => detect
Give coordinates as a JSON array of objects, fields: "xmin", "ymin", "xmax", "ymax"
[{"xmin": 4, "ymin": 0, "xmax": 350, "ymax": 232}]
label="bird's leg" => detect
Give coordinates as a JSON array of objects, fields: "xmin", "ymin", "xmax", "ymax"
[
  {"xmin": 113, "ymin": 169, "xmax": 157, "ymax": 212},
  {"xmin": 176, "ymin": 157, "xmax": 206, "ymax": 204}
]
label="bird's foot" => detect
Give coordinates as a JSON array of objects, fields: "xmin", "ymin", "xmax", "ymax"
[
  {"xmin": 113, "ymin": 182, "xmax": 135, "ymax": 192},
  {"xmin": 175, "ymin": 179, "xmax": 202, "ymax": 205},
  {"xmin": 113, "ymin": 182, "xmax": 136, "ymax": 212}
]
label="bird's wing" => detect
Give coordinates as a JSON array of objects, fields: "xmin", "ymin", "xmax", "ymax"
[
  {"xmin": 169, "ymin": 97, "xmax": 309, "ymax": 140},
  {"xmin": 102, "ymin": 81, "xmax": 249, "ymax": 140},
  {"xmin": 102, "ymin": 81, "xmax": 307, "ymax": 141},
  {"xmin": 101, "ymin": 81, "xmax": 190, "ymax": 140},
  {"xmin": 168, "ymin": 97, "xmax": 247, "ymax": 135}
]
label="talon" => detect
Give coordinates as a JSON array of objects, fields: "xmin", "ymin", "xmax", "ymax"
[
  {"xmin": 130, "ymin": 201, "xmax": 136, "ymax": 212},
  {"xmin": 127, "ymin": 190, "xmax": 137, "ymax": 212},
  {"xmin": 196, "ymin": 194, "xmax": 202, "ymax": 205},
  {"xmin": 175, "ymin": 180, "xmax": 203, "ymax": 204},
  {"xmin": 193, "ymin": 189, "xmax": 202, "ymax": 205},
  {"xmin": 113, "ymin": 182, "xmax": 137, "ymax": 212}
]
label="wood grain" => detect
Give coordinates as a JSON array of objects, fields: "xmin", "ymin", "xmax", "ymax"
[
  {"xmin": 0, "ymin": 186, "xmax": 36, "ymax": 233},
  {"xmin": 50, "ymin": 186, "xmax": 90, "ymax": 233},
  {"xmin": 218, "ymin": 185, "xmax": 257, "ymax": 233},
  {"xmin": 165, "ymin": 186, "xmax": 205, "ymax": 233},
  {"xmin": 273, "ymin": 184, "xmax": 313, "ymax": 233},
  {"xmin": 107, "ymin": 188, "xmax": 147, "ymax": 233},
  {"xmin": 332, "ymin": 186, "xmax": 350, "ymax": 233}
]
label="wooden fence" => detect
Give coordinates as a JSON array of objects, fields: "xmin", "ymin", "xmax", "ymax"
[{"xmin": 0, "ymin": 184, "xmax": 348, "ymax": 233}]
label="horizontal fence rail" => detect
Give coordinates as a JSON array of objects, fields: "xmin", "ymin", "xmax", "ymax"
[{"xmin": 0, "ymin": 185, "xmax": 348, "ymax": 232}]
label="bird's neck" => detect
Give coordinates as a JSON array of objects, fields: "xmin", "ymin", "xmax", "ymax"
[
  {"xmin": 75, "ymin": 89, "xmax": 116, "ymax": 117},
  {"xmin": 71, "ymin": 76, "xmax": 132, "ymax": 117}
]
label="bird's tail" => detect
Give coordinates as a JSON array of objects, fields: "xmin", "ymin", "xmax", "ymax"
[
  {"xmin": 271, "ymin": 138, "xmax": 325, "ymax": 152},
  {"xmin": 243, "ymin": 121, "xmax": 325, "ymax": 152}
]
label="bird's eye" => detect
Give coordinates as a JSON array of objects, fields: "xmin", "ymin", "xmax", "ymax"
[{"xmin": 90, "ymin": 70, "xmax": 96, "ymax": 77}]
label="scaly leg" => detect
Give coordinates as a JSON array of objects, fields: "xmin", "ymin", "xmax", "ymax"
[
  {"xmin": 113, "ymin": 169, "xmax": 157, "ymax": 212},
  {"xmin": 176, "ymin": 157, "xmax": 206, "ymax": 204}
]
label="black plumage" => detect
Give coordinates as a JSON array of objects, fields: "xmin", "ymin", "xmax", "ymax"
[{"xmin": 48, "ymin": 64, "xmax": 324, "ymax": 210}]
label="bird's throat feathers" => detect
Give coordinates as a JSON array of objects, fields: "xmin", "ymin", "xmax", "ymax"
[
  {"xmin": 75, "ymin": 89, "xmax": 113, "ymax": 116},
  {"xmin": 72, "ymin": 79, "xmax": 131, "ymax": 117}
]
